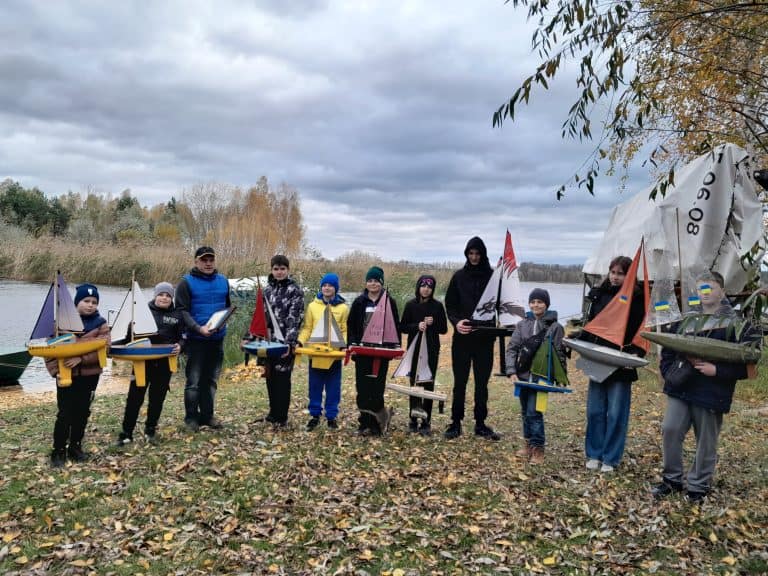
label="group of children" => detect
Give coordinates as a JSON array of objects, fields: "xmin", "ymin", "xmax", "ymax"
[{"xmin": 45, "ymin": 245, "xmax": 758, "ymax": 503}]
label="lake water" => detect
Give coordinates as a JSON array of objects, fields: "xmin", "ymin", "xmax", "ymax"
[{"xmin": 0, "ymin": 279, "xmax": 586, "ymax": 394}]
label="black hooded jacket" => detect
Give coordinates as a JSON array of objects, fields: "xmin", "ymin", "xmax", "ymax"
[
  {"xmin": 445, "ymin": 237, "xmax": 494, "ymax": 329},
  {"xmin": 400, "ymin": 275, "xmax": 448, "ymax": 360}
]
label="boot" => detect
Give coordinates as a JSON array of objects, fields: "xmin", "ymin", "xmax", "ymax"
[
  {"xmin": 515, "ymin": 441, "xmax": 531, "ymax": 459},
  {"xmin": 50, "ymin": 448, "xmax": 67, "ymax": 468},
  {"xmin": 529, "ymin": 446, "xmax": 545, "ymax": 465}
]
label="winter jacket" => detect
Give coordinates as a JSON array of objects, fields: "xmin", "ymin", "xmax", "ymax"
[
  {"xmin": 577, "ymin": 281, "xmax": 646, "ymax": 383},
  {"xmin": 45, "ymin": 313, "xmax": 110, "ymax": 378},
  {"xmin": 347, "ymin": 290, "xmax": 401, "ymax": 348},
  {"xmin": 505, "ymin": 310, "xmax": 565, "ymax": 380},
  {"xmin": 298, "ymin": 296, "xmax": 349, "ymax": 347},
  {"xmin": 445, "ymin": 237, "xmax": 495, "ymax": 331},
  {"xmin": 660, "ymin": 300, "xmax": 757, "ymax": 413},
  {"xmin": 400, "ymin": 297, "xmax": 448, "ymax": 361},
  {"xmin": 148, "ymin": 301, "xmax": 184, "ymax": 349},
  {"xmin": 176, "ymin": 267, "xmax": 231, "ymax": 341},
  {"xmin": 262, "ymin": 274, "xmax": 305, "ymax": 347}
]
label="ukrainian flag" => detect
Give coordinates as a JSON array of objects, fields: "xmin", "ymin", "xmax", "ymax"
[
  {"xmin": 699, "ymin": 283, "xmax": 712, "ymax": 294},
  {"xmin": 654, "ymin": 301, "xmax": 670, "ymax": 311},
  {"xmin": 688, "ymin": 295, "xmax": 701, "ymax": 306},
  {"xmin": 619, "ymin": 295, "xmax": 629, "ymax": 304}
]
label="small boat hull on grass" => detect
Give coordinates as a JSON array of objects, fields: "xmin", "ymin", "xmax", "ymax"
[
  {"xmin": 242, "ymin": 340, "xmax": 289, "ymax": 359},
  {"xmin": 640, "ymin": 331, "xmax": 762, "ymax": 363},
  {"xmin": 563, "ymin": 338, "xmax": 648, "ymax": 383},
  {"xmin": 28, "ymin": 337, "xmax": 108, "ymax": 387},
  {"xmin": 0, "ymin": 349, "xmax": 33, "ymax": 385}
]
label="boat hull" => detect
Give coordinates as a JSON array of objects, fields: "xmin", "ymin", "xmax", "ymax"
[
  {"xmin": 563, "ymin": 338, "xmax": 648, "ymax": 383},
  {"xmin": 295, "ymin": 345, "xmax": 347, "ymax": 370},
  {"xmin": 513, "ymin": 379, "xmax": 572, "ymax": 412},
  {"xmin": 242, "ymin": 341, "xmax": 290, "ymax": 359},
  {"xmin": 28, "ymin": 339, "xmax": 108, "ymax": 387},
  {"xmin": 109, "ymin": 342, "xmax": 178, "ymax": 387},
  {"xmin": 0, "ymin": 350, "xmax": 32, "ymax": 385},
  {"xmin": 346, "ymin": 346, "xmax": 405, "ymax": 377},
  {"xmin": 640, "ymin": 331, "xmax": 762, "ymax": 363}
]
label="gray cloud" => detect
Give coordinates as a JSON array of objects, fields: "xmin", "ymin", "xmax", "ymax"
[{"xmin": 0, "ymin": 0, "xmax": 647, "ymax": 264}]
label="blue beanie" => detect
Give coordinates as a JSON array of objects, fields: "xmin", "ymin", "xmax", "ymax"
[
  {"xmin": 74, "ymin": 283, "xmax": 100, "ymax": 306},
  {"xmin": 319, "ymin": 273, "xmax": 340, "ymax": 294}
]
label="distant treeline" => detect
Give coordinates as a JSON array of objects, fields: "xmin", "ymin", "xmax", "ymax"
[{"xmin": 518, "ymin": 262, "xmax": 583, "ymax": 284}]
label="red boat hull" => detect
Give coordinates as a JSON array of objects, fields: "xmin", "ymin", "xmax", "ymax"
[{"xmin": 346, "ymin": 346, "xmax": 404, "ymax": 376}]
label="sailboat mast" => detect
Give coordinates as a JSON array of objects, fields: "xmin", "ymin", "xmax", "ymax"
[
  {"xmin": 495, "ymin": 257, "xmax": 503, "ymax": 327},
  {"xmin": 130, "ymin": 270, "xmax": 136, "ymax": 343},
  {"xmin": 54, "ymin": 271, "xmax": 59, "ymax": 337}
]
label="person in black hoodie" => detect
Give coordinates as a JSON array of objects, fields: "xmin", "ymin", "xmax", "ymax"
[
  {"xmin": 444, "ymin": 237, "xmax": 500, "ymax": 441},
  {"xmin": 578, "ymin": 256, "xmax": 645, "ymax": 473},
  {"xmin": 116, "ymin": 282, "xmax": 184, "ymax": 446},
  {"xmin": 348, "ymin": 266, "xmax": 400, "ymax": 436},
  {"xmin": 399, "ymin": 274, "xmax": 448, "ymax": 435}
]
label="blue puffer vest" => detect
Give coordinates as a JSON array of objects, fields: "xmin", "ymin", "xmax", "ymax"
[{"xmin": 184, "ymin": 272, "xmax": 229, "ymax": 341}]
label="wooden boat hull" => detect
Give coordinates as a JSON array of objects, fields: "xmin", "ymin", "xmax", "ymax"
[
  {"xmin": 386, "ymin": 382, "xmax": 447, "ymax": 402},
  {"xmin": 109, "ymin": 342, "xmax": 178, "ymax": 387},
  {"xmin": 346, "ymin": 346, "xmax": 405, "ymax": 377},
  {"xmin": 0, "ymin": 350, "xmax": 32, "ymax": 385},
  {"xmin": 28, "ymin": 339, "xmax": 108, "ymax": 387},
  {"xmin": 295, "ymin": 345, "xmax": 346, "ymax": 370},
  {"xmin": 513, "ymin": 380, "xmax": 572, "ymax": 412},
  {"xmin": 640, "ymin": 331, "xmax": 762, "ymax": 363},
  {"xmin": 242, "ymin": 341, "xmax": 290, "ymax": 359},
  {"xmin": 563, "ymin": 338, "xmax": 648, "ymax": 383}
]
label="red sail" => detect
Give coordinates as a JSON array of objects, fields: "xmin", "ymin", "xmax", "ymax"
[
  {"xmin": 630, "ymin": 246, "xmax": 651, "ymax": 353},
  {"xmin": 249, "ymin": 285, "xmax": 268, "ymax": 338},
  {"xmin": 583, "ymin": 242, "xmax": 643, "ymax": 348},
  {"xmin": 502, "ymin": 229, "xmax": 518, "ymax": 275}
]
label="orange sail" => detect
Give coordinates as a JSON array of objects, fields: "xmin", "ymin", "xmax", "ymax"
[
  {"xmin": 249, "ymin": 285, "xmax": 268, "ymax": 339},
  {"xmin": 583, "ymin": 240, "xmax": 648, "ymax": 351},
  {"xmin": 630, "ymin": 246, "xmax": 650, "ymax": 353}
]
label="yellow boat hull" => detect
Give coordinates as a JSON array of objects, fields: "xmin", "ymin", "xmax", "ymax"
[
  {"xmin": 295, "ymin": 345, "xmax": 346, "ymax": 370},
  {"xmin": 109, "ymin": 342, "xmax": 178, "ymax": 386},
  {"xmin": 28, "ymin": 340, "xmax": 108, "ymax": 387}
]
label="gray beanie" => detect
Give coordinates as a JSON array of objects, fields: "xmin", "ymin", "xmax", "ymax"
[{"xmin": 154, "ymin": 282, "xmax": 175, "ymax": 299}]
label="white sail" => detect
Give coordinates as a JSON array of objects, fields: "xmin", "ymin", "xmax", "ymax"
[
  {"xmin": 308, "ymin": 305, "xmax": 346, "ymax": 348},
  {"xmin": 265, "ymin": 298, "xmax": 286, "ymax": 342},
  {"xmin": 57, "ymin": 277, "xmax": 84, "ymax": 333},
  {"xmin": 392, "ymin": 332, "xmax": 433, "ymax": 382},
  {"xmin": 110, "ymin": 281, "xmax": 158, "ymax": 342},
  {"xmin": 472, "ymin": 265, "xmax": 525, "ymax": 326}
]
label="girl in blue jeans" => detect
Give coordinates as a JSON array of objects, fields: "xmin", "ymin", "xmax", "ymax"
[{"xmin": 579, "ymin": 256, "xmax": 646, "ymax": 473}]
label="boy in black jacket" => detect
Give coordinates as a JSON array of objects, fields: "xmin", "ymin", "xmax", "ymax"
[{"xmin": 400, "ymin": 275, "xmax": 448, "ymax": 435}]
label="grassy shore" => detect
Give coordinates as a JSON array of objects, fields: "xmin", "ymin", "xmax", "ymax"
[{"xmin": 1, "ymin": 348, "xmax": 766, "ymax": 575}]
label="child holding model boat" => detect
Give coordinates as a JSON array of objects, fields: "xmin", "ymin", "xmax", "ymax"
[
  {"xmin": 505, "ymin": 288, "xmax": 565, "ymax": 464},
  {"xmin": 116, "ymin": 282, "xmax": 183, "ymax": 447},
  {"xmin": 46, "ymin": 284, "xmax": 110, "ymax": 467},
  {"xmin": 399, "ymin": 275, "xmax": 448, "ymax": 435},
  {"xmin": 652, "ymin": 271, "xmax": 759, "ymax": 502}
]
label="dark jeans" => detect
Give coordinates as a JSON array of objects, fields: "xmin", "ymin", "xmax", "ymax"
[
  {"xmin": 410, "ymin": 355, "xmax": 439, "ymax": 422},
  {"xmin": 184, "ymin": 338, "xmax": 224, "ymax": 424},
  {"xmin": 518, "ymin": 387, "xmax": 545, "ymax": 447},
  {"xmin": 121, "ymin": 359, "xmax": 172, "ymax": 436},
  {"xmin": 266, "ymin": 367, "xmax": 292, "ymax": 424},
  {"xmin": 355, "ymin": 357, "xmax": 390, "ymax": 432},
  {"xmin": 53, "ymin": 374, "xmax": 99, "ymax": 450},
  {"xmin": 450, "ymin": 334, "xmax": 494, "ymax": 424}
]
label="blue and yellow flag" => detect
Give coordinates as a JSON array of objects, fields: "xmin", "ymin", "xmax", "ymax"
[
  {"xmin": 698, "ymin": 283, "xmax": 712, "ymax": 295},
  {"xmin": 654, "ymin": 301, "xmax": 670, "ymax": 311},
  {"xmin": 688, "ymin": 295, "xmax": 701, "ymax": 306}
]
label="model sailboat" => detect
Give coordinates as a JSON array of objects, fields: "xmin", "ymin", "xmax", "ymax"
[
  {"xmin": 27, "ymin": 272, "xmax": 108, "ymax": 387},
  {"xmin": 346, "ymin": 289, "xmax": 404, "ymax": 376},
  {"xmin": 472, "ymin": 230, "xmax": 526, "ymax": 373},
  {"xmin": 295, "ymin": 305, "xmax": 347, "ymax": 369},
  {"xmin": 242, "ymin": 285, "xmax": 290, "ymax": 359},
  {"xmin": 563, "ymin": 241, "xmax": 650, "ymax": 382},
  {"xmin": 513, "ymin": 334, "xmax": 571, "ymax": 412},
  {"xmin": 108, "ymin": 275, "xmax": 177, "ymax": 387},
  {"xmin": 388, "ymin": 332, "xmax": 447, "ymax": 417}
]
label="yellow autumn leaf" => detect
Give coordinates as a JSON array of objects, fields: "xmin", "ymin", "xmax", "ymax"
[
  {"xmin": 543, "ymin": 556, "xmax": 557, "ymax": 566},
  {"xmin": 496, "ymin": 539, "xmax": 515, "ymax": 547},
  {"xmin": 709, "ymin": 532, "xmax": 718, "ymax": 543},
  {"xmin": 24, "ymin": 506, "xmax": 33, "ymax": 514},
  {"xmin": 15, "ymin": 556, "xmax": 28, "ymax": 565},
  {"xmin": 721, "ymin": 556, "xmax": 737, "ymax": 565},
  {"xmin": 2, "ymin": 531, "xmax": 20, "ymax": 543},
  {"xmin": 268, "ymin": 564, "xmax": 279, "ymax": 573},
  {"xmin": 74, "ymin": 522, "xmax": 84, "ymax": 530},
  {"xmin": 359, "ymin": 549, "xmax": 374, "ymax": 560},
  {"xmin": 163, "ymin": 532, "xmax": 174, "ymax": 541},
  {"xmin": 468, "ymin": 525, "xmax": 481, "ymax": 534},
  {"xmin": 392, "ymin": 569, "xmax": 406, "ymax": 576}
]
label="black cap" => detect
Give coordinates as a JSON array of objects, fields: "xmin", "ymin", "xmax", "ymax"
[{"xmin": 195, "ymin": 246, "xmax": 215, "ymax": 258}]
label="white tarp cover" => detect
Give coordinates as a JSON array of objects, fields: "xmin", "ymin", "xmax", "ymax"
[{"xmin": 583, "ymin": 144, "xmax": 765, "ymax": 293}]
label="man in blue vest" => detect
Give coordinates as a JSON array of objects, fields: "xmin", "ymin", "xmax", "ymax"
[{"xmin": 176, "ymin": 246, "xmax": 231, "ymax": 431}]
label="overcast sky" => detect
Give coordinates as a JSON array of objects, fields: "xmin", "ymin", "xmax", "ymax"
[{"xmin": 0, "ymin": 0, "xmax": 650, "ymax": 264}]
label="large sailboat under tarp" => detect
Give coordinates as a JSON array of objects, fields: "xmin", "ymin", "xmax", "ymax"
[
  {"xmin": 346, "ymin": 289, "xmax": 404, "ymax": 376},
  {"xmin": 563, "ymin": 241, "xmax": 650, "ymax": 382},
  {"xmin": 242, "ymin": 284, "xmax": 290, "ymax": 360},
  {"xmin": 108, "ymin": 275, "xmax": 177, "ymax": 387},
  {"xmin": 27, "ymin": 272, "xmax": 107, "ymax": 387}
]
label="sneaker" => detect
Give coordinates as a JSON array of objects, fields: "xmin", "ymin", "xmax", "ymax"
[
  {"xmin": 529, "ymin": 446, "xmax": 545, "ymax": 465},
  {"xmin": 184, "ymin": 419, "xmax": 200, "ymax": 433},
  {"xmin": 651, "ymin": 481, "xmax": 684, "ymax": 499},
  {"xmin": 145, "ymin": 433, "xmax": 160, "ymax": 445},
  {"xmin": 686, "ymin": 490, "xmax": 708, "ymax": 503},
  {"xmin": 115, "ymin": 433, "xmax": 133, "ymax": 448},
  {"xmin": 600, "ymin": 464, "xmax": 615, "ymax": 473},
  {"xmin": 50, "ymin": 449, "xmax": 66, "ymax": 468},
  {"xmin": 306, "ymin": 417, "xmax": 320, "ymax": 431},
  {"xmin": 204, "ymin": 417, "xmax": 224, "ymax": 430},
  {"xmin": 254, "ymin": 414, "xmax": 277, "ymax": 424},
  {"xmin": 474, "ymin": 424, "xmax": 501, "ymax": 441},
  {"xmin": 586, "ymin": 459, "xmax": 600, "ymax": 470},
  {"xmin": 327, "ymin": 419, "xmax": 339, "ymax": 429},
  {"xmin": 444, "ymin": 421, "xmax": 462, "ymax": 440},
  {"xmin": 408, "ymin": 419, "xmax": 419, "ymax": 433},
  {"xmin": 418, "ymin": 421, "xmax": 432, "ymax": 436},
  {"xmin": 67, "ymin": 444, "xmax": 88, "ymax": 463}
]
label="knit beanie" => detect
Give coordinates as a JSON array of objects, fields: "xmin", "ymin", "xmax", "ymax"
[
  {"xmin": 154, "ymin": 282, "xmax": 175, "ymax": 299},
  {"xmin": 528, "ymin": 288, "xmax": 550, "ymax": 308},
  {"xmin": 74, "ymin": 283, "xmax": 100, "ymax": 306},
  {"xmin": 319, "ymin": 273, "xmax": 340, "ymax": 294},
  {"xmin": 365, "ymin": 266, "xmax": 384, "ymax": 284}
]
